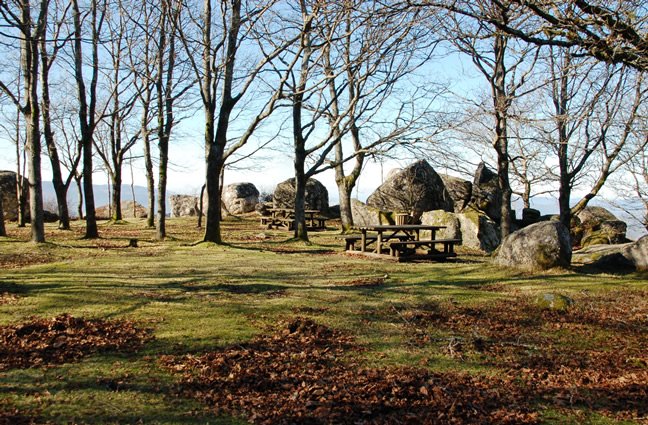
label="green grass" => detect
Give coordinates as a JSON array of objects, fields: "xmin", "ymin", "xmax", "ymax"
[{"xmin": 0, "ymin": 217, "xmax": 645, "ymax": 424}]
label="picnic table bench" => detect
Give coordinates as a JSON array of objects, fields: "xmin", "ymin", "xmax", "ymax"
[{"xmin": 346, "ymin": 224, "xmax": 461, "ymax": 262}]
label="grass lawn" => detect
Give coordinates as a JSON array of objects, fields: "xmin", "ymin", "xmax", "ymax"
[{"xmin": 0, "ymin": 216, "xmax": 646, "ymax": 424}]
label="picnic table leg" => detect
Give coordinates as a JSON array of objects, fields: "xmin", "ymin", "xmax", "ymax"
[
  {"xmin": 361, "ymin": 231, "xmax": 367, "ymax": 252},
  {"xmin": 377, "ymin": 232, "xmax": 383, "ymax": 254}
]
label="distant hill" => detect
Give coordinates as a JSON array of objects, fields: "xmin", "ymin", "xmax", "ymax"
[{"xmin": 41, "ymin": 182, "xmax": 171, "ymax": 217}]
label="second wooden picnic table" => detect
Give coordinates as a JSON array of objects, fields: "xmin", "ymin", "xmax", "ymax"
[{"xmin": 262, "ymin": 208, "xmax": 327, "ymax": 230}]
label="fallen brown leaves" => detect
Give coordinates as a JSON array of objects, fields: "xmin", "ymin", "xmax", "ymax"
[
  {"xmin": 161, "ymin": 318, "xmax": 537, "ymax": 424},
  {"xmin": 399, "ymin": 290, "xmax": 648, "ymax": 423},
  {"xmin": 0, "ymin": 314, "xmax": 153, "ymax": 370}
]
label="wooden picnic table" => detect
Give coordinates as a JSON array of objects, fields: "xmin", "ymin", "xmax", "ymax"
[
  {"xmin": 262, "ymin": 208, "xmax": 327, "ymax": 230},
  {"xmin": 346, "ymin": 224, "xmax": 461, "ymax": 261}
]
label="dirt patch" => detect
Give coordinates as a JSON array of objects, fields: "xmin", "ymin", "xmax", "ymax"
[
  {"xmin": 161, "ymin": 318, "xmax": 536, "ymax": 424},
  {"xmin": 0, "ymin": 314, "xmax": 153, "ymax": 370}
]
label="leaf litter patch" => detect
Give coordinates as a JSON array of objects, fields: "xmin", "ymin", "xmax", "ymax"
[
  {"xmin": 397, "ymin": 290, "xmax": 648, "ymax": 422},
  {"xmin": 161, "ymin": 318, "xmax": 537, "ymax": 424},
  {"xmin": 0, "ymin": 314, "xmax": 153, "ymax": 370}
]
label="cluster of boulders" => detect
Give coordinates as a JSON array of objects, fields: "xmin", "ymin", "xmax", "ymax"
[
  {"xmin": 170, "ymin": 182, "xmax": 263, "ymax": 217},
  {"xmin": 352, "ymin": 160, "xmax": 506, "ymax": 252},
  {"xmin": 95, "ymin": 201, "xmax": 148, "ymax": 220}
]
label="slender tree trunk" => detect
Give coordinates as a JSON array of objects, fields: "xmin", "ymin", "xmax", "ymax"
[
  {"xmin": 492, "ymin": 32, "xmax": 512, "ymax": 239},
  {"xmin": 203, "ymin": 146, "xmax": 223, "ymax": 243},
  {"xmin": 75, "ymin": 175, "xmax": 84, "ymax": 219},
  {"xmin": 15, "ymin": 135, "xmax": 27, "ymax": 227},
  {"xmin": 111, "ymin": 168, "xmax": 122, "ymax": 221},
  {"xmin": 72, "ymin": 0, "xmax": 99, "ymax": 238},
  {"xmin": 143, "ymin": 131, "xmax": 155, "ymax": 227},
  {"xmin": 22, "ymin": 0, "xmax": 45, "ymax": 243},
  {"xmin": 0, "ymin": 192, "xmax": 6, "ymax": 237},
  {"xmin": 198, "ymin": 183, "xmax": 206, "ymax": 228},
  {"xmin": 293, "ymin": 125, "xmax": 308, "ymax": 241},
  {"xmin": 40, "ymin": 24, "xmax": 70, "ymax": 230}
]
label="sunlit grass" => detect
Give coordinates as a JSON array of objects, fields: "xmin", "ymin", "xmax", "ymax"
[{"xmin": 0, "ymin": 216, "xmax": 645, "ymax": 424}]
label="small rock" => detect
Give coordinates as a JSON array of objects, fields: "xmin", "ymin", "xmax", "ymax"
[{"xmin": 534, "ymin": 293, "xmax": 574, "ymax": 311}]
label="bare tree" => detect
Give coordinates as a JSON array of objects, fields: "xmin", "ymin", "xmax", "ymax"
[
  {"xmin": 535, "ymin": 47, "xmax": 648, "ymax": 228},
  {"xmin": 39, "ymin": 0, "xmax": 72, "ymax": 229},
  {"xmin": 71, "ymin": 0, "xmax": 105, "ymax": 239},
  {"xmin": 94, "ymin": 0, "xmax": 141, "ymax": 222},
  {"xmin": 0, "ymin": 0, "xmax": 48, "ymax": 243},
  {"xmin": 489, "ymin": 0, "xmax": 648, "ymax": 71},
  {"xmin": 324, "ymin": 2, "xmax": 440, "ymax": 232},
  {"xmin": 179, "ymin": 0, "xmax": 292, "ymax": 244},
  {"xmin": 435, "ymin": 0, "xmax": 539, "ymax": 238}
]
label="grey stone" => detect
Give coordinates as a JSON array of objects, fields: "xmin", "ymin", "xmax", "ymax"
[
  {"xmin": 95, "ymin": 201, "xmax": 148, "ymax": 219},
  {"xmin": 577, "ymin": 206, "xmax": 628, "ymax": 247},
  {"xmin": 273, "ymin": 178, "xmax": 329, "ymax": 211},
  {"xmin": 367, "ymin": 160, "xmax": 453, "ymax": 218},
  {"xmin": 534, "ymin": 293, "xmax": 574, "ymax": 311},
  {"xmin": 469, "ymin": 162, "xmax": 501, "ymax": 223},
  {"xmin": 495, "ymin": 221, "xmax": 572, "ymax": 271},
  {"xmin": 420, "ymin": 210, "xmax": 461, "ymax": 240},
  {"xmin": 351, "ymin": 199, "xmax": 382, "ymax": 227},
  {"xmin": 255, "ymin": 201, "xmax": 273, "ymax": 217},
  {"xmin": 440, "ymin": 174, "xmax": 472, "ymax": 213},
  {"xmin": 222, "ymin": 182, "xmax": 259, "ymax": 215},
  {"xmin": 170, "ymin": 195, "xmax": 200, "ymax": 217},
  {"xmin": 522, "ymin": 208, "xmax": 541, "ymax": 226},
  {"xmin": 0, "ymin": 170, "xmax": 27, "ymax": 221},
  {"xmin": 623, "ymin": 235, "xmax": 648, "ymax": 271},
  {"xmin": 574, "ymin": 236, "xmax": 647, "ymax": 272},
  {"xmin": 456, "ymin": 210, "xmax": 501, "ymax": 253}
]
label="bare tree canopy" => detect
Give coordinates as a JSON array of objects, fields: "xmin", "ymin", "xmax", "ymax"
[{"xmin": 426, "ymin": 0, "xmax": 648, "ymax": 70}]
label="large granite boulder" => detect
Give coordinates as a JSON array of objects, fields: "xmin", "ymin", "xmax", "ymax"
[
  {"xmin": 575, "ymin": 235, "xmax": 648, "ymax": 272},
  {"xmin": 456, "ymin": 210, "xmax": 501, "ymax": 253},
  {"xmin": 367, "ymin": 160, "xmax": 453, "ymax": 218},
  {"xmin": 576, "ymin": 206, "xmax": 628, "ymax": 247},
  {"xmin": 0, "ymin": 170, "xmax": 27, "ymax": 221},
  {"xmin": 469, "ymin": 163, "xmax": 501, "ymax": 223},
  {"xmin": 624, "ymin": 235, "xmax": 648, "ymax": 271},
  {"xmin": 273, "ymin": 178, "xmax": 329, "ymax": 211},
  {"xmin": 440, "ymin": 174, "xmax": 472, "ymax": 213},
  {"xmin": 420, "ymin": 210, "xmax": 461, "ymax": 240},
  {"xmin": 222, "ymin": 182, "xmax": 259, "ymax": 215},
  {"xmin": 95, "ymin": 201, "xmax": 148, "ymax": 219},
  {"xmin": 351, "ymin": 199, "xmax": 384, "ymax": 227},
  {"xmin": 170, "ymin": 194, "xmax": 200, "ymax": 217},
  {"xmin": 495, "ymin": 221, "xmax": 572, "ymax": 271}
]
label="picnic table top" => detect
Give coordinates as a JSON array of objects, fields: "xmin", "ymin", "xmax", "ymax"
[{"xmin": 352, "ymin": 224, "xmax": 446, "ymax": 231}]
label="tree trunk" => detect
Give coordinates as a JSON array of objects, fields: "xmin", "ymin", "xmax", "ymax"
[
  {"xmin": 143, "ymin": 132, "xmax": 155, "ymax": 228},
  {"xmin": 337, "ymin": 179, "xmax": 354, "ymax": 233},
  {"xmin": 203, "ymin": 145, "xmax": 223, "ymax": 243},
  {"xmin": 156, "ymin": 151, "xmax": 167, "ymax": 240},
  {"xmin": 22, "ymin": 0, "xmax": 45, "ymax": 243},
  {"xmin": 75, "ymin": 175, "xmax": 84, "ymax": 220},
  {"xmin": 293, "ymin": 139, "xmax": 308, "ymax": 241},
  {"xmin": 0, "ymin": 192, "xmax": 6, "ymax": 237},
  {"xmin": 111, "ymin": 168, "xmax": 122, "ymax": 221},
  {"xmin": 40, "ymin": 22, "xmax": 70, "ymax": 230},
  {"xmin": 198, "ymin": 183, "xmax": 206, "ymax": 228},
  {"xmin": 492, "ymin": 32, "xmax": 512, "ymax": 239}
]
